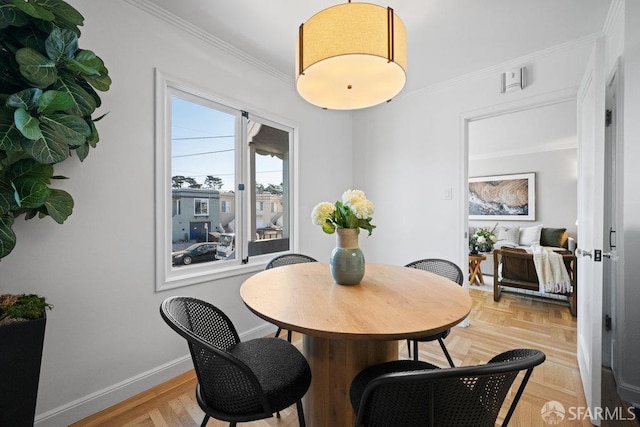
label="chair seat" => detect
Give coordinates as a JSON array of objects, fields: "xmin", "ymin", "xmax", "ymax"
[
  {"xmin": 350, "ymin": 359, "xmax": 438, "ymax": 414},
  {"xmin": 229, "ymin": 338, "xmax": 312, "ymax": 412}
]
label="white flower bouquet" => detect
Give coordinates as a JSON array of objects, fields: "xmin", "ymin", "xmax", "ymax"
[{"xmin": 311, "ymin": 189, "xmax": 376, "ymax": 235}]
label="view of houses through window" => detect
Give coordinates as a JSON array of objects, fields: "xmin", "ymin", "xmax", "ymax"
[{"xmin": 169, "ymin": 93, "xmax": 291, "ymax": 269}]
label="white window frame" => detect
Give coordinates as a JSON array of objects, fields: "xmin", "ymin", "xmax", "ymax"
[
  {"xmin": 155, "ymin": 70, "xmax": 298, "ymax": 291},
  {"xmin": 194, "ymin": 198, "xmax": 209, "ymax": 216}
]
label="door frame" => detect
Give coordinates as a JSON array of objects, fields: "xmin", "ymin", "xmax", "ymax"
[
  {"xmin": 458, "ymin": 87, "xmax": 578, "ymax": 327},
  {"xmin": 602, "ymin": 63, "xmax": 622, "ymax": 371}
]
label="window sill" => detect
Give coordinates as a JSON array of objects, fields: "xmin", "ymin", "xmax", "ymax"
[{"xmin": 157, "ymin": 260, "xmax": 267, "ymax": 292}]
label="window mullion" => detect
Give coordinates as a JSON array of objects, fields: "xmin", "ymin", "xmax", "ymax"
[{"xmin": 237, "ymin": 112, "xmax": 249, "ymax": 262}]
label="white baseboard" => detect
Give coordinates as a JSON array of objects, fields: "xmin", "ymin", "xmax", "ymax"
[
  {"xmin": 34, "ymin": 322, "xmax": 277, "ymax": 426},
  {"xmin": 34, "ymin": 355, "xmax": 193, "ymax": 427}
]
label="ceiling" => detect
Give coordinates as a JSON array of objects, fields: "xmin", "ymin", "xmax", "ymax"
[{"xmin": 142, "ymin": 0, "xmax": 612, "ymax": 94}]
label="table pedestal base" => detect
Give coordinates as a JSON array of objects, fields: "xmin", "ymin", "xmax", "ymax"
[{"xmin": 303, "ymin": 336, "xmax": 398, "ymax": 427}]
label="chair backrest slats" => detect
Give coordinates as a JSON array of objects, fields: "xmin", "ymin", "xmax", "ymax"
[
  {"xmin": 265, "ymin": 253, "xmax": 318, "ymax": 269},
  {"xmin": 405, "ymin": 258, "xmax": 464, "ymax": 285},
  {"xmin": 355, "ymin": 349, "xmax": 545, "ymax": 427}
]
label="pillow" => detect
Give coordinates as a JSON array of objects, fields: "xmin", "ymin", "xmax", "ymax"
[
  {"xmin": 540, "ymin": 227, "xmax": 568, "ymax": 248},
  {"xmin": 519, "ymin": 224, "xmax": 543, "ymax": 246},
  {"xmin": 496, "ymin": 226, "xmax": 520, "ymax": 246}
]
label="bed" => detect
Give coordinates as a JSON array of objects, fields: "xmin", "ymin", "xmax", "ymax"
[{"xmin": 493, "ymin": 248, "xmax": 577, "ymax": 316}]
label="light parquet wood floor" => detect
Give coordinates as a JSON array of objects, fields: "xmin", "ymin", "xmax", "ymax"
[{"xmin": 73, "ymin": 289, "xmax": 633, "ymax": 427}]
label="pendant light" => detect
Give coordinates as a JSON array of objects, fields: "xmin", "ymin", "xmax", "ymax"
[{"xmin": 295, "ymin": 1, "xmax": 407, "ymax": 110}]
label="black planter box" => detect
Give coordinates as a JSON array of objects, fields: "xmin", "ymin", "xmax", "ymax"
[{"xmin": 0, "ymin": 315, "xmax": 46, "ymax": 427}]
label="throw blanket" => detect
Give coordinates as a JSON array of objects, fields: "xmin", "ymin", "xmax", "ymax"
[{"xmin": 531, "ymin": 245, "xmax": 572, "ymax": 293}]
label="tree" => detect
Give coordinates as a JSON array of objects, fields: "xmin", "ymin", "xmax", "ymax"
[
  {"xmin": 172, "ymin": 176, "xmax": 186, "ymax": 188},
  {"xmin": 204, "ymin": 175, "xmax": 223, "ymax": 189},
  {"xmin": 265, "ymin": 183, "xmax": 283, "ymax": 195},
  {"xmin": 185, "ymin": 177, "xmax": 200, "ymax": 188}
]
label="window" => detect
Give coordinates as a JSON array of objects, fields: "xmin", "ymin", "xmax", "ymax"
[
  {"xmin": 194, "ymin": 199, "xmax": 209, "ymax": 216},
  {"xmin": 155, "ymin": 71, "xmax": 296, "ymax": 290}
]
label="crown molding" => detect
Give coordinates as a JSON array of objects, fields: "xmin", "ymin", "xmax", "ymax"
[{"xmin": 122, "ymin": 0, "xmax": 293, "ymax": 86}]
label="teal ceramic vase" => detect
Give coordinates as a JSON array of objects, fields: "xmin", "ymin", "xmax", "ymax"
[{"xmin": 330, "ymin": 228, "xmax": 365, "ymax": 285}]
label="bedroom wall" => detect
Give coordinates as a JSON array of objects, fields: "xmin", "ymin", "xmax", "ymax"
[
  {"xmin": 468, "ymin": 100, "xmax": 578, "ymax": 240},
  {"xmin": 0, "ymin": 1, "xmax": 352, "ymax": 425}
]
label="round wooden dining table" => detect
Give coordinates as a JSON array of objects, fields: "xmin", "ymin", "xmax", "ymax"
[{"xmin": 240, "ymin": 262, "xmax": 472, "ymax": 427}]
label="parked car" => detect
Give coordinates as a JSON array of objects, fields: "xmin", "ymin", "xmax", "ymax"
[
  {"xmin": 172, "ymin": 242, "xmax": 217, "ymax": 265},
  {"xmin": 196, "ymin": 231, "xmax": 220, "ymax": 243},
  {"xmin": 215, "ymin": 233, "xmax": 235, "ymax": 260}
]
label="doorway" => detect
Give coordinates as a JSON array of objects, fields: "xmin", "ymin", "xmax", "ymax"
[{"xmin": 465, "ymin": 97, "xmax": 579, "ymax": 287}]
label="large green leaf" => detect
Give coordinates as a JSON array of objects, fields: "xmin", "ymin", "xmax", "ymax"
[
  {"xmin": 84, "ymin": 72, "xmax": 112, "ymax": 93},
  {"xmin": 0, "ymin": 180, "xmax": 17, "ymax": 215},
  {"xmin": 6, "ymin": 87, "xmax": 43, "ymax": 110},
  {"xmin": 40, "ymin": 113, "xmax": 90, "ymax": 146},
  {"xmin": 74, "ymin": 141, "xmax": 89, "ymax": 161},
  {"xmin": 66, "ymin": 49, "xmax": 101, "ymax": 76},
  {"xmin": 14, "ymin": 107, "xmax": 42, "ymax": 140},
  {"xmin": 14, "ymin": 24, "xmax": 45, "ymax": 51},
  {"xmin": 0, "ymin": 149, "xmax": 31, "ymax": 171},
  {"xmin": 86, "ymin": 117, "xmax": 99, "ymax": 147},
  {"xmin": 5, "ymin": 158, "xmax": 53, "ymax": 181},
  {"xmin": 54, "ymin": 76, "xmax": 96, "ymax": 116},
  {"xmin": 13, "ymin": 175, "xmax": 51, "ymax": 208},
  {"xmin": 45, "ymin": 27, "xmax": 77, "ymax": 62},
  {"xmin": 11, "ymin": 0, "xmax": 55, "ymax": 21},
  {"xmin": 77, "ymin": 79, "xmax": 101, "ymax": 108},
  {"xmin": 36, "ymin": 0, "xmax": 83, "ymax": 26},
  {"xmin": 15, "ymin": 47, "xmax": 57, "ymax": 87},
  {"xmin": 0, "ymin": 107, "xmax": 23, "ymax": 152},
  {"xmin": 21, "ymin": 126, "xmax": 68, "ymax": 164},
  {"xmin": 37, "ymin": 89, "xmax": 74, "ymax": 114},
  {"xmin": 43, "ymin": 187, "xmax": 72, "ymax": 223},
  {"xmin": 0, "ymin": 2, "xmax": 28, "ymax": 29},
  {"xmin": 0, "ymin": 214, "xmax": 16, "ymax": 258}
]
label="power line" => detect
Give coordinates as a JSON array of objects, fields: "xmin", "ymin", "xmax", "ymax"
[
  {"xmin": 172, "ymin": 148, "xmax": 235, "ymax": 158},
  {"xmin": 172, "ymin": 135, "xmax": 234, "ymax": 140}
]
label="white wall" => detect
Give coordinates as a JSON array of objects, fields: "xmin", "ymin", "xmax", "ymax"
[
  {"xmin": 353, "ymin": 41, "xmax": 592, "ymax": 268},
  {"xmin": 0, "ymin": 1, "xmax": 352, "ymax": 424},
  {"xmin": 468, "ymin": 101, "xmax": 578, "ymax": 239}
]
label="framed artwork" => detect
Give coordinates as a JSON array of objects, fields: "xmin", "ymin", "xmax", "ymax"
[{"xmin": 469, "ymin": 173, "xmax": 535, "ymax": 221}]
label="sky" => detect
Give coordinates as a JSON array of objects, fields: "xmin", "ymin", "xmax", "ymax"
[{"xmin": 171, "ymin": 96, "xmax": 284, "ymax": 192}]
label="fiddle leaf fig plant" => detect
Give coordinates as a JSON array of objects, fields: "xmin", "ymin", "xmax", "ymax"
[{"xmin": 0, "ymin": 0, "xmax": 111, "ymax": 259}]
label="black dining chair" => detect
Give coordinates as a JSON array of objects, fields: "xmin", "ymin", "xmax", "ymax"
[
  {"xmin": 404, "ymin": 258, "xmax": 464, "ymax": 366},
  {"xmin": 350, "ymin": 348, "xmax": 545, "ymax": 427},
  {"xmin": 160, "ymin": 296, "xmax": 312, "ymax": 427},
  {"xmin": 265, "ymin": 253, "xmax": 318, "ymax": 342}
]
